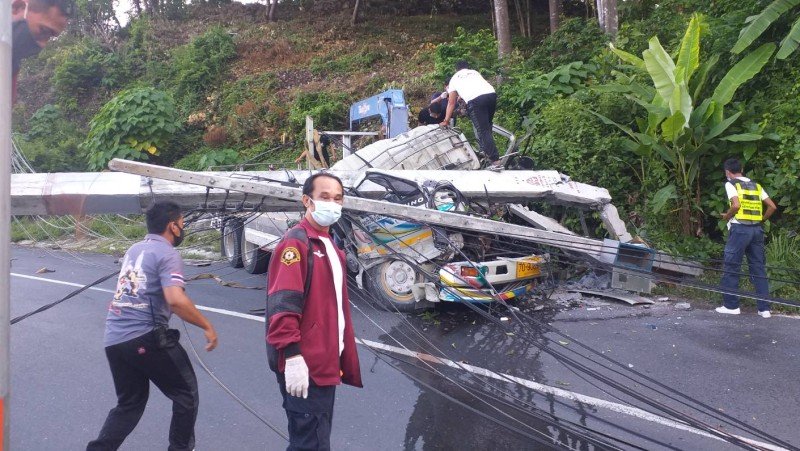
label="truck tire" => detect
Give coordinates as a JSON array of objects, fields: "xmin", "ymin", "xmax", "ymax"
[
  {"xmin": 240, "ymin": 228, "xmax": 270, "ymax": 274},
  {"xmin": 221, "ymin": 218, "xmax": 244, "ymax": 268},
  {"xmin": 364, "ymin": 259, "xmax": 422, "ymax": 313}
]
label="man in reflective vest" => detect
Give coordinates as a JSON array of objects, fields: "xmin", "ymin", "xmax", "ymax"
[{"xmin": 717, "ymin": 158, "xmax": 777, "ymax": 317}]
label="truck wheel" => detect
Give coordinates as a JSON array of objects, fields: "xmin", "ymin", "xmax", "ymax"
[
  {"xmin": 221, "ymin": 218, "xmax": 243, "ymax": 268},
  {"xmin": 241, "ymin": 229, "xmax": 270, "ymax": 274},
  {"xmin": 364, "ymin": 259, "xmax": 422, "ymax": 312}
]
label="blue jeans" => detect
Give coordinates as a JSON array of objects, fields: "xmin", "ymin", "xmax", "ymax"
[{"xmin": 721, "ymin": 223, "xmax": 770, "ymax": 311}]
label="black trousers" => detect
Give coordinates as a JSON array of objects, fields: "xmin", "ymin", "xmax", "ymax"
[
  {"xmin": 275, "ymin": 371, "xmax": 336, "ymax": 451},
  {"xmin": 87, "ymin": 330, "xmax": 199, "ymax": 451},
  {"xmin": 467, "ymin": 93, "xmax": 499, "ymax": 162}
]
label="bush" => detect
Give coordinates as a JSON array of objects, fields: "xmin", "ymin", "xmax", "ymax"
[
  {"xmin": 434, "ymin": 27, "xmax": 498, "ymax": 83},
  {"xmin": 171, "ymin": 27, "xmax": 236, "ymax": 111},
  {"xmin": 17, "ymin": 104, "xmax": 86, "ymax": 172},
  {"xmin": 174, "ymin": 146, "xmax": 240, "ymax": 171},
  {"xmin": 528, "ymin": 18, "xmax": 609, "ymax": 72},
  {"xmin": 523, "ymin": 93, "xmax": 637, "ymax": 207},
  {"xmin": 82, "ymin": 87, "xmax": 182, "ymax": 170},
  {"xmin": 52, "ymin": 39, "xmax": 121, "ymax": 109},
  {"xmin": 288, "ymin": 91, "xmax": 348, "ymax": 136},
  {"xmin": 309, "ymin": 49, "xmax": 388, "ymax": 76}
]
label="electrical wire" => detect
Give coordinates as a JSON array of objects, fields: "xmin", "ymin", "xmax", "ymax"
[
  {"xmin": 180, "ymin": 321, "xmax": 289, "ymax": 442},
  {"xmin": 345, "ymin": 212, "xmax": 788, "ymax": 449}
]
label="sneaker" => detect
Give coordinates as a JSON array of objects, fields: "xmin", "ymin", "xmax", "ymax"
[
  {"xmin": 715, "ymin": 306, "xmax": 741, "ymax": 315},
  {"xmin": 758, "ymin": 310, "xmax": 771, "ymax": 318}
]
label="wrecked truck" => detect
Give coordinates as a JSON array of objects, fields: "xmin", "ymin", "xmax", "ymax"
[{"xmin": 214, "ymin": 124, "xmax": 654, "ymax": 312}]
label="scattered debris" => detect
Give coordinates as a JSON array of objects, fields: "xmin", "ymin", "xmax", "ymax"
[
  {"xmin": 35, "ymin": 267, "xmax": 55, "ymax": 274},
  {"xmin": 533, "ymin": 305, "xmax": 544, "ymax": 311},
  {"xmin": 645, "ymin": 324, "xmax": 658, "ymax": 330},
  {"xmin": 674, "ymin": 302, "xmax": 692, "ymax": 310},
  {"xmin": 586, "ymin": 307, "xmax": 599, "ymax": 311},
  {"xmin": 567, "ymin": 289, "xmax": 654, "ymax": 305},
  {"xmin": 500, "ymin": 317, "xmax": 509, "ymax": 322},
  {"xmin": 566, "ymin": 272, "xmax": 611, "ymax": 290},
  {"xmin": 185, "ymin": 273, "xmax": 264, "ymax": 290},
  {"xmin": 558, "ymin": 340, "xmax": 570, "ymax": 346},
  {"xmin": 656, "ymin": 296, "xmax": 669, "ymax": 301},
  {"xmin": 551, "ymin": 291, "xmax": 582, "ymax": 304}
]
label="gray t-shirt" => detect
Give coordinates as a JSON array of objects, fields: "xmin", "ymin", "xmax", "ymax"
[{"xmin": 104, "ymin": 234, "xmax": 185, "ymax": 347}]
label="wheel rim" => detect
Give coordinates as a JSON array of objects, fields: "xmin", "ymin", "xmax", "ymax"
[
  {"xmin": 223, "ymin": 224, "xmax": 237, "ymax": 259},
  {"xmin": 379, "ymin": 260, "xmax": 416, "ymax": 301}
]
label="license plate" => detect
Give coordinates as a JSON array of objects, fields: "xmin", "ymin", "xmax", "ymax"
[{"xmin": 516, "ymin": 261, "xmax": 541, "ymax": 278}]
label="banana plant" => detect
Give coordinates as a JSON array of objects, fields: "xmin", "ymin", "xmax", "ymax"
[
  {"xmin": 594, "ymin": 14, "xmax": 775, "ymax": 235},
  {"xmin": 732, "ymin": 0, "xmax": 800, "ymax": 60}
]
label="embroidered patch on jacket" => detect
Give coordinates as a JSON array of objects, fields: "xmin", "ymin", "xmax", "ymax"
[{"xmin": 280, "ymin": 247, "xmax": 301, "ymax": 265}]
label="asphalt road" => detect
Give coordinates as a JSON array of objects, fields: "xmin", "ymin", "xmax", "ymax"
[{"xmin": 8, "ymin": 245, "xmax": 799, "ymax": 450}]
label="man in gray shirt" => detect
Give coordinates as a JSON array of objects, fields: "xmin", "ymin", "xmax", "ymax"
[{"xmin": 88, "ymin": 201, "xmax": 218, "ymax": 451}]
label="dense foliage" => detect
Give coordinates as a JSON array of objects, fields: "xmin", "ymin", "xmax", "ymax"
[
  {"xmin": 11, "ymin": 0, "xmax": 800, "ymax": 262},
  {"xmin": 82, "ymin": 87, "xmax": 181, "ymax": 170}
]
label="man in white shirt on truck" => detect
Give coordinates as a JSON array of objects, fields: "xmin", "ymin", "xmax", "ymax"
[{"xmin": 439, "ymin": 60, "xmax": 500, "ymax": 169}]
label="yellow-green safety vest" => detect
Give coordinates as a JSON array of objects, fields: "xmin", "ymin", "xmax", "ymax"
[{"xmin": 731, "ymin": 179, "xmax": 763, "ymax": 224}]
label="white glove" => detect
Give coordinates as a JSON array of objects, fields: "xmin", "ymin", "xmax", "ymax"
[{"xmin": 284, "ymin": 355, "xmax": 309, "ymax": 399}]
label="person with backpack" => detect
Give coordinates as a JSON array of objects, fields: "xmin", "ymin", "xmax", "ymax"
[
  {"xmin": 266, "ymin": 173, "xmax": 362, "ymax": 450},
  {"xmin": 717, "ymin": 158, "xmax": 777, "ymax": 318}
]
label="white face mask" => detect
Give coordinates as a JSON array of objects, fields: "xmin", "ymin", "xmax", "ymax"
[{"xmin": 310, "ymin": 199, "xmax": 342, "ymax": 227}]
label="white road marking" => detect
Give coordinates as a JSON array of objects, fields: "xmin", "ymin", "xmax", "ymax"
[
  {"xmin": 12, "ymin": 273, "xmax": 116, "ymax": 293},
  {"xmin": 12, "ymin": 272, "xmax": 786, "ymax": 450}
]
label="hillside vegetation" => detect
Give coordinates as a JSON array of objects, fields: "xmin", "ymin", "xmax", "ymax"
[{"xmin": 12, "ymin": 0, "xmax": 800, "ymax": 297}]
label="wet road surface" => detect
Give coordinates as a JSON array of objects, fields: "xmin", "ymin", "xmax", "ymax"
[{"xmin": 9, "ymin": 245, "xmax": 799, "ymax": 450}]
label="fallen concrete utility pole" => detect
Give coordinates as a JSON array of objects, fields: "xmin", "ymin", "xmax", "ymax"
[
  {"xmin": 109, "ymin": 159, "xmax": 608, "ymax": 257},
  {"xmin": 107, "ymin": 158, "xmax": 699, "ymax": 278}
]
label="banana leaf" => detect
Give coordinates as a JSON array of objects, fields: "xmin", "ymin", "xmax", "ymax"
[
  {"xmin": 777, "ymin": 16, "xmax": 800, "ymax": 59},
  {"xmin": 721, "ymin": 133, "xmax": 763, "ymax": 141},
  {"xmin": 650, "ymin": 184, "xmax": 678, "ymax": 213},
  {"xmin": 609, "ymin": 43, "xmax": 647, "ymax": 71},
  {"xmin": 689, "ymin": 98, "xmax": 713, "ymax": 128},
  {"xmin": 676, "ymin": 14, "xmax": 702, "ymax": 84},
  {"xmin": 731, "ymin": 0, "xmax": 800, "ymax": 54},
  {"xmin": 712, "ymin": 43, "xmax": 776, "ymax": 106},
  {"xmin": 691, "ymin": 54, "xmax": 720, "ymax": 100},
  {"xmin": 643, "ymin": 37, "xmax": 677, "ymax": 104},
  {"xmin": 661, "ymin": 111, "xmax": 686, "ymax": 143},
  {"xmin": 669, "ymin": 82, "xmax": 693, "ymax": 128},
  {"xmin": 706, "ymin": 111, "xmax": 742, "ymax": 140}
]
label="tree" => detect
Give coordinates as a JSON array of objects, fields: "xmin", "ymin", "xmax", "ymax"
[
  {"xmin": 267, "ymin": 0, "xmax": 277, "ymax": 22},
  {"xmin": 352, "ymin": 0, "xmax": 361, "ymax": 26},
  {"xmin": 494, "ymin": 0, "xmax": 512, "ymax": 59},
  {"xmin": 510, "ymin": 0, "xmax": 533, "ymax": 38},
  {"xmin": 597, "ymin": 15, "xmax": 775, "ymax": 235},
  {"xmin": 548, "ymin": 0, "xmax": 561, "ymax": 33},
  {"xmin": 596, "ymin": 0, "xmax": 618, "ymax": 36}
]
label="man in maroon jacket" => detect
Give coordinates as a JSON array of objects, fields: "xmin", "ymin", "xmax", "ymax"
[{"xmin": 266, "ymin": 172, "xmax": 362, "ymax": 451}]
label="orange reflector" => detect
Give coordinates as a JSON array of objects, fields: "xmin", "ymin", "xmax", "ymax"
[{"xmin": 461, "ymin": 267, "xmax": 479, "ymax": 277}]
